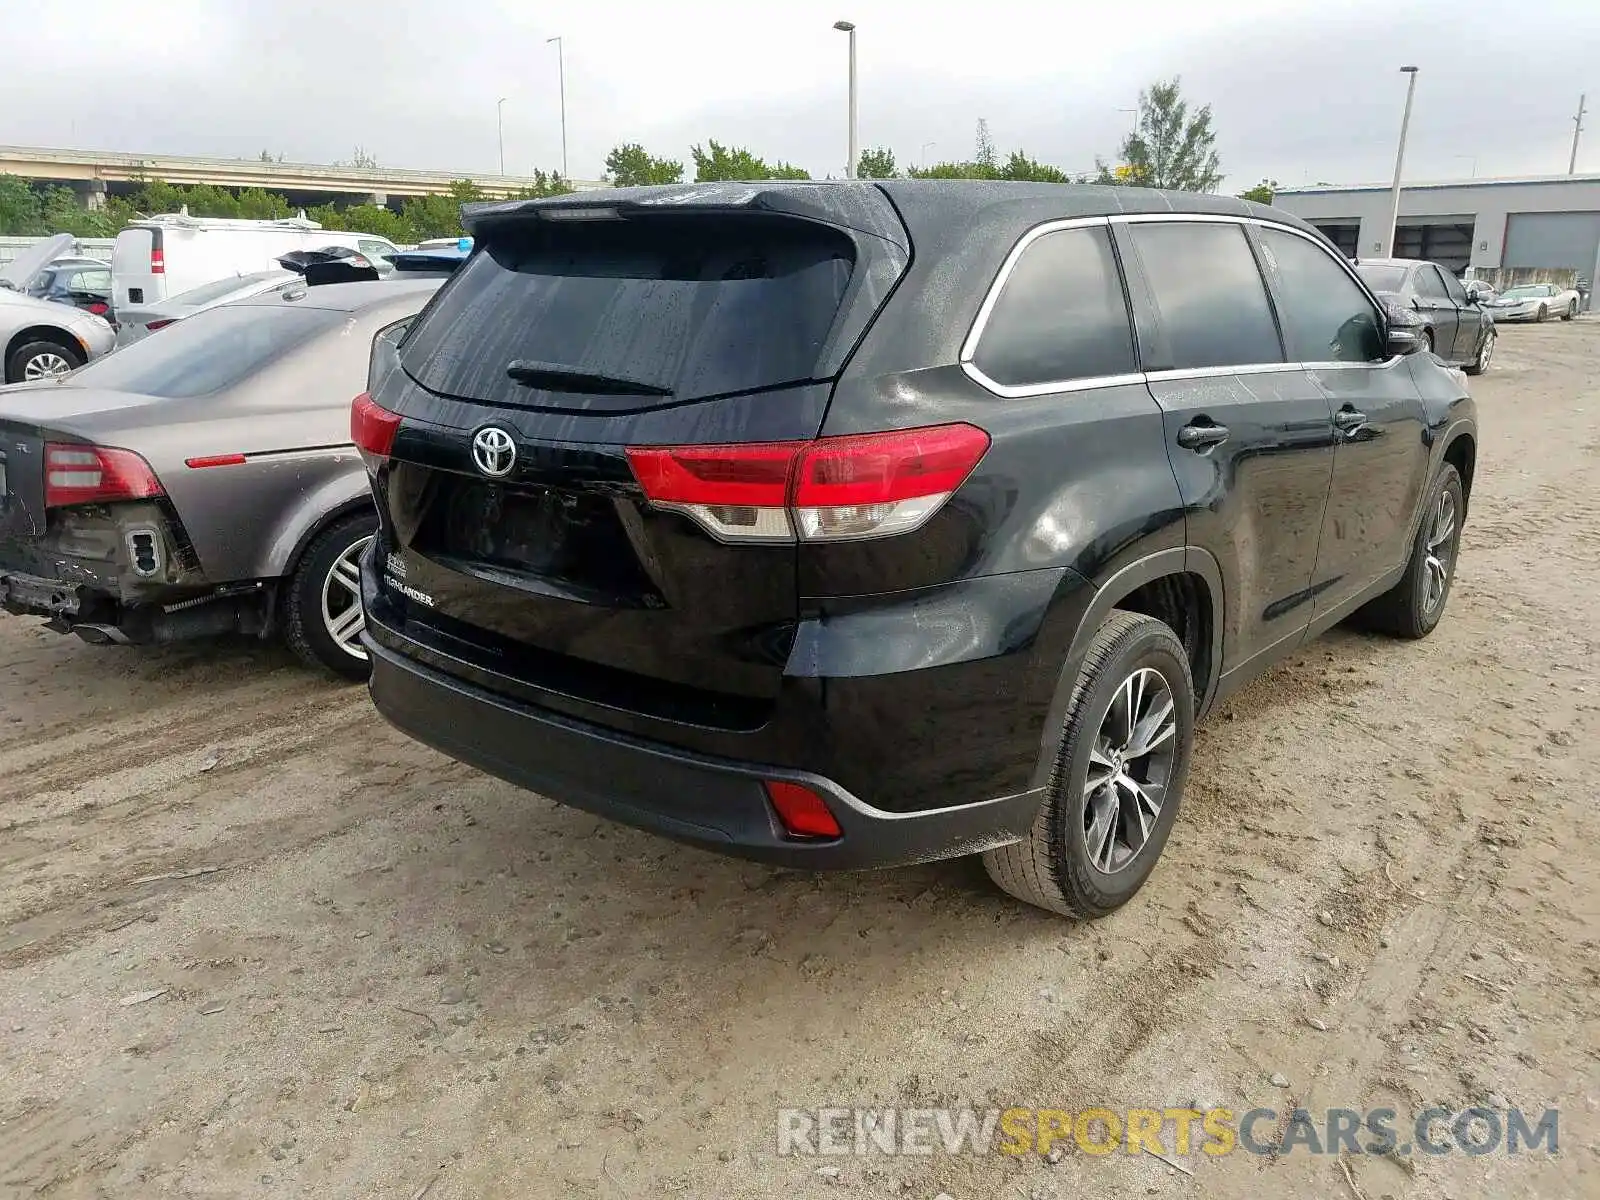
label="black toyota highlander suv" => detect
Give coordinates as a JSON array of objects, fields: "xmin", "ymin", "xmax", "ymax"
[{"xmin": 353, "ymin": 181, "xmax": 1476, "ymax": 919}]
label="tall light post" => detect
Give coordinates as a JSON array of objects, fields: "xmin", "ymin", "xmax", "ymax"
[
  {"xmin": 496, "ymin": 96, "xmax": 507, "ymax": 176},
  {"xmin": 1571, "ymin": 93, "xmax": 1588, "ymax": 175},
  {"xmin": 546, "ymin": 36, "xmax": 568, "ymax": 179},
  {"xmin": 833, "ymin": 20, "xmax": 857, "ymax": 178},
  {"xmin": 920, "ymin": 140, "xmax": 937, "ymax": 168},
  {"xmin": 1385, "ymin": 66, "xmax": 1420, "ymax": 257}
]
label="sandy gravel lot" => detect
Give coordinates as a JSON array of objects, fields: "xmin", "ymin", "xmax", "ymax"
[{"xmin": 2, "ymin": 321, "xmax": 1597, "ymax": 1200}]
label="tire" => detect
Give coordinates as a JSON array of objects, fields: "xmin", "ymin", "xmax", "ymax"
[
  {"xmin": 1562, "ymin": 300, "xmax": 1577, "ymax": 321},
  {"xmin": 1357, "ymin": 464, "xmax": 1464, "ymax": 640},
  {"xmin": 283, "ymin": 511, "xmax": 376, "ymax": 680},
  {"xmin": 1464, "ymin": 327, "xmax": 1494, "ymax": 376},
  {"xmin": 6, "ymin": 338, "xmax": 84, "ymax": 384},
  {"xmin": 983, "ymin": 610, "xmax": 1195, "ymax": 919},
  {"xmin": 1535, "ymin": 305, "xmax": 1548, "ymax": 323}
]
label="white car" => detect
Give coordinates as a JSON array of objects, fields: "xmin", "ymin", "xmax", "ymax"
[
  {"xmin": 1484, "ymin": 282, "xmax": 1582, "ymax": 323},
  {"xmin": 0, "ymin": 234, "xmax": 117, "ymax": 381}
]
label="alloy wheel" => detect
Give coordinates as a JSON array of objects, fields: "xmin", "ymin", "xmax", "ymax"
[
  {"xmin": 1082, "ymin": 667, "xmax": 1179, "ymax": 874},
  {"xmin": 1423, "ymin": 489, "xmax": 1457, "ymax": 613},
  {"xmin": 23, "ymin": 351, "xmax": 71, "ymax": 381},
  {"xmin": 320, "ymin": 536, "xmax": 373, "ymax": 661},
  {"xmin": 1478, "ymin": 330, "xmax": 1494, "ymax": 371}
]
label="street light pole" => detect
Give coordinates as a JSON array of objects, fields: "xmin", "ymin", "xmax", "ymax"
[
  {"xmin": 920, "ymin": 141, "xmax": 936, "ymax": 168},
  {"xmin": 834, "ymin": 21, "xmax": 857, "ymax": 178},
  {"xmin": 496, "ymin": 97, "xmax": 507, "ymax": 176},
  {"xmin": 546, "ymin": 36, "xmax": 568, "ymax": 179},
  {"xmin": 1385, "ymin": 66, "xmax": 1420, "ymax": 257}
]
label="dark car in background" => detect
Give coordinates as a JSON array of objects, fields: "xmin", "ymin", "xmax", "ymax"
[
  {"xmin": 353, "ymin": 180, "xmax": 1477, "ymax": 919},
  {"xmin": 1353, "ymin": 257, "xmax": 1495, "ymax": 374}
]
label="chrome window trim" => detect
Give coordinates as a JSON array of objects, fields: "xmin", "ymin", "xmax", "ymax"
[
  {"xmin": 960, "ymin": 211, "xmax": 1393, "ymax": 400},
  {"xmin": 958, "ymin": 215, "xmax": 1115, "ymax": 369},
  {"xmin": 959, "ymin": 362, "xmax": 1146, "ymax": 398}
]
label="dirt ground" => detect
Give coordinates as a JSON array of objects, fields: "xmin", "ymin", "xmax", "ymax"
[{"xmin": 3, "ymin": 321, "xmax": 1598, "ymax": 1200}]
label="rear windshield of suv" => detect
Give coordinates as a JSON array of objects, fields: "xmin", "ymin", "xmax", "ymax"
[{"xmin": 400, "ymin": 214, "xmax": 855, "ymax": 410}]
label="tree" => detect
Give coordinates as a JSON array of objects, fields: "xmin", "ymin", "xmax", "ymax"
[
  {"xmin": 1237, "ymin": 178, "xmax": 1278, "ymax": 204},
  {"xmin": 974, "ymin": 119, "xmax": 996, "ymax": 171},
  {"xmin": 604, "ymin": 143, "xmax": 684, "ymax": 187},
  {"xmin": 998, "ymin": 151, "xmax": 1074, "ymax": 184},
  {"xmin": 1096, "ymin": 78, "xmax": 1222, "ymax": 192},
  {"xmin": 686, "ymin": 141, "xmax": 808, "ymax": 181},
  {"xmin": 856, "ymin": 147, "xmax": 898, "ymax": 179}
]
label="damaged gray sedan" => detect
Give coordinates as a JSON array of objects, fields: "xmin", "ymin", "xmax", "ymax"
[{"xmin": 0, "ymin": 275, "xmax": 443, "ymax": 678}]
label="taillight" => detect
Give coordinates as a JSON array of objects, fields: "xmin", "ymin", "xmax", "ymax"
[
  {"xmin": 44, "ymin": 443, "xmax": 164, "ymax": 508},
  {"xmin": 624, "ymin": 423, "xmax": 990, "ymax": 544},
  {"xmin": 88, "ymin": 302, "xmax": 109, "ymax": 315},
  {"xmin": 145, "ymin": 319, "xmax": 174, "ymax": 332},
  {"xmin": 764, "ymin": 781, "xmax": 842, "ymax": 839},
  {"xmin": 149, "ymin": 247, "xmax": 165, "ymax": 275},
  {"xmin": 351, "ymin": 391, "xmax": 402, "ymax": 466}
]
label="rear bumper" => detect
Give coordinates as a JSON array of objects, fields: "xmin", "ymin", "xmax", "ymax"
[{"xmin": 363, "ymin": 625, "xmax": 1045, "ymax": 871}]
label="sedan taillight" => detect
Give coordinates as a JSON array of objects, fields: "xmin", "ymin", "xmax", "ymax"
[{"xmin": 44, "ymin": 443, "xmax": 165, "ymax": 508}]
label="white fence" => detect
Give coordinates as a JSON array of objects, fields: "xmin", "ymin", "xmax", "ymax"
[{"xmin": 0, "ymin": 236, "xmax": 116, "ymax": 268}]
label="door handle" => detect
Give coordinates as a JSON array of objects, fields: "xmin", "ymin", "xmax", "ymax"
[
  {"xmin": 1333, "ymin": 409, "xmax": 1368, "ymax": 431},
  {"xmin": 1176, "ymin": 422, "xmax": 1230, "ymax": 451}
]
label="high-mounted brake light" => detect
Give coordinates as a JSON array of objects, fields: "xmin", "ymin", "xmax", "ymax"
[
  {"xmin": 44, "ymin": 443, "xmax": 165, "ymax": 508},
  {"xmin": 351, "ymin": 391, "xmax": 402, "ymax": 465},
  {"xmin": 624, "ymin": 424, "xmax": 990, "ymax": 544},
  {"xmin": 149, "ymin": 247, "xmax": 165, "ymax": 275}
]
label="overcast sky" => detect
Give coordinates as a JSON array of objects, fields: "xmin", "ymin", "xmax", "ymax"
[{"xmin": 6, "ymin": 0, "xmax": 1597, "ymax": 189}]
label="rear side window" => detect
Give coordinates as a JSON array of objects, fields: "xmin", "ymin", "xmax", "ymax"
[
  {"xmin": 1126, "ymin": 222, "xmax": 1283, "ymax": 370},
  {"xmin": 1414, "ymin": 267, "xmax": 1449, "ymax": 300},
  {"xmin": 969, "ymin": 225, "xmax": 1136, "ymax": 389},
  {"xmin": 1256, "ymin": 228, "xmax": 1385, "ymax": 363},
  {"xmin": 68, "ymin": 304, "xmax": 339, "ymax": 398},
  {"xmin": 400, "ymin": 215, "xmax": 855, "ymax": 410}
]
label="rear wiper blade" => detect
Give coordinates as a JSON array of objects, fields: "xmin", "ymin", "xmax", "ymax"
[{"xmin": 505, "ymin": 360, "xmax": 673, "ymax": 397}]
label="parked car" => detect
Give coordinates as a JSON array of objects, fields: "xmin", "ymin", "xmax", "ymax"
[
  {"xmin": 110, "ymin": 213, "xmax": 402, "ymax": 311},
  {"xmin": 0, "ymin": 235, "xmax": 118, "ymax": 382},
  {"xmin": 0, "ymin": 277, "xmax": 445, "ymax": 678},
  {"xmin": 353, "ymin": 181, "xmax": 1477, "ymax": 918},
  {"xmin": 1482, "ymin": 281, "xmax": 1582, "ymax": 323},
  {"xmin": 1352, "ymin": 257, "xmax": 1496, "ymax": 374},
  {"xmin": 1463, "ymin": 278, "xmax": 1497, "ymax": 303},
  {"xmin": 113, "ymin": 269, "xmax": 299, "ymax": 348},
  {"xmin": 23, "ymin": 257, "xmax": 113, "ymax": 317}
]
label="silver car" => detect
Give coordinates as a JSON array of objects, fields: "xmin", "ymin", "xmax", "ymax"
[
  {"xmin": 1483, "ymin": 282, "xmax": 1582, "ymax": 323},
  {"xmin": 114, "ymin": 268, "xmax": 299, "ymax": 348},
  {"xmin": 0, "ymin": 276, "xmax": 442, "ymax": 678},
  {"xmin": 0, "ymin": 234, "xmax": 118, "ymax": 382}
]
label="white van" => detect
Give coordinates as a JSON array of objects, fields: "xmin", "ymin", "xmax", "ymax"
[{"xmin": 110, "ymin": 212, "xmax": 402, "ymax": 309}]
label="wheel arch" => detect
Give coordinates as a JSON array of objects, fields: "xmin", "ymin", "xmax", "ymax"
[
  {"xmin": 1442, "ymin": 430, "xmax": 1476, "ymax": 513},
  {"xmin": 280, "ymin": 495, "xmax": 377, "ymax": 584},
  {"xmin": 1032, "ymin": 548, "xmax": 1225, "ymax": 790},
  {"xmin": 5, "ymin": 325, "xmax": 82, "ymax": 380}
]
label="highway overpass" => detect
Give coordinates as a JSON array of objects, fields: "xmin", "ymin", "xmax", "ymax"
[{"xmin": 0, "ymin": 145, "xmax": 606, "ymax": 209}]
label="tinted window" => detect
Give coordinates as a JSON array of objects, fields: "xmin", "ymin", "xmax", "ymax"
[
  {"xmin": 71, "ymin": 269, "xmax": 111, "ymax": 293},
  {"xmin": 68, "ymin": 304, "xmax": 339, "ymax": 398},
  {"xmin": 1414, "ymin": 267, "xmax": 1449, "ymax": 300},
  {"xmin": 1355, "ymin": 264, "xmax": 1408, "ymax": 293},
  {"xmin": 971, "ymin": 226, "xmax": 1136, "ymax": 388},
  {"xmin": 1438, "ymin": 270, "xmax": 1467, "ymax": 303},
  {"xmin": 1257, "ymin": 229, "xmax": 1384, "ymax": 363},
  {"xmin": 401, "ymin": 215, "xmax": 854, "ymax": 410},
  {"xmin": 1126, "ymin": 223, "xmax": 1282, "ymax": 369}
]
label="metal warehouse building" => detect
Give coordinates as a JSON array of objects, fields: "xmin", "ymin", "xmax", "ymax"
[{"xmin": 1272, "ymin": 173, "xmax": 1600, "ymax": 292}]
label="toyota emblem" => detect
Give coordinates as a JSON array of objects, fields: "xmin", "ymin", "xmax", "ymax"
[{"xmin": 471, "ymin": 426, "xmax": 517, "ymax": 477}]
